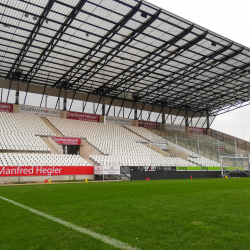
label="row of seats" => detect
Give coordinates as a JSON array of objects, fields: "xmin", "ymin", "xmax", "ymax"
[
  {"xmin": 0, "ymin": 113, "xmax": 55, "ymax": 152},
  {"xmin": 0, "ymin": 131, "xmax": 49, "ymax": 151},
  {"xmin": 166, "ymin": 139, "xmax": 223, "ymax": 166},
  {"xmin": 187, "ymin": 157, "xmax": 221, "ymax": 167},
  {"xmin": 124, "ymin": 125, "xmax": 167, "ymax": 143},
  {"xmin": 125, "ymin": 125, "xmax": 224, "ymax": 167},
  {"xmin": 90, "ymin": 155, "xmax": 195, "ymax": 166},
  {"xmin": 0, "ymin": 153, "xmax": 91, "ymax": 166},
  {"xmin": 47, "ymin": 117, "xmax": 196, "ymax": 167},
  {"xmin": 0, "ymin": 113, "xmax": 55, "ymax": 136},
  {"xmin": 47, "ymin": 118, "xmax": 144, "ymax": 140}
]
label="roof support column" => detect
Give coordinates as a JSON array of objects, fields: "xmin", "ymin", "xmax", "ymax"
[
  {"xmin": 13, "ymin": 84, "xmax": 19, "ymax": 114},
  {"xmin": 63, "ymin": 95, "xmax": 67, "ymax": 111},
  {"xmin": 61, "ymin": 91, "xmax": 67, "ymax": 119},
  {"xmin": 134, "ymin": 95, "xmax": 138, "ymax": 126},
  {"xmin": 185, "ymin": 111, "xmax": 189, "ymax": 133},
  {"xmin": 206, "ymin": 110, "xmax": 210, "ymax": 135},
  {"xmin": 15, "ymin": 88, "xmax": 19, "ymax": 105},
  {"xmin": 100, "ymin": 98, "xmax": 105, "ymax": 123},
  {"xmin": 161, "ymin": 107, "xmax": 166, "ymax": 131},
  {"xmin": 134, "ymin": 102, "xmax": 138, "ymax": 126}
]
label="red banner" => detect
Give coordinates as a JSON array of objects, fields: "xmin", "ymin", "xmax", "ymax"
[
  {"xmin": 67, "ymin": 111, "xmax": 100, "ymax": 122},
  {"xmin": 190, "ymin": 127, "xmax": 206, "ymax": 134},
  {"xmin": 138, "ymin": 120, "xmax": 160, "ymax": 129},
  {"xmin": 0, "ymin": 102, "xmax": 13, "ymax": 113},
  {"xmin": 214, "ymin": 148, "xmax": 226, "ymax": 151},
  {"xmin": 52, "ymin": 137, "xmax": 81, "ymax": 145},
  {"xmin": 0, "ymin": 166, "xmax": 93, "ymax": 176}
]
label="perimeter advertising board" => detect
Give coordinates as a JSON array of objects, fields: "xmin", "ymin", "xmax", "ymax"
[
  {"xmin": 105, "ymin": 116, "xmax": 133, "ymax": 126},
  {"xmin": 52, "ymin": 137, "xmax": 81, "ymax": 145},
  {"xmin": 19, "ymin": 105, "xmax": 61, "ymax": 118},
  {"xmin": 0, "ymin": 166, "xmax": 93, "ymax": 176},
  {"xmin": 190, "ymin": 127, "xmax": 206, "ymax": 134},
  {"xmin": 67, "ymin": 111, "xmax": 100, "ymax": 122},
  {"xmin": 94, "ymin": 166, "xmax": 103, "ymax": 175},
  {"xmin": 94, "ymin": 166, "xmax": 120, "ymax": 175},
  {"xmin": 138, "ymin": 120, "xmax": 160, "ymax": 129},
  {"xmin": 165, "ymin": 123, "xmax": 185, "ymax": 132},
  {"xmin": 0, "ymin": 102, "xmax": 13, "ymax": 113}
]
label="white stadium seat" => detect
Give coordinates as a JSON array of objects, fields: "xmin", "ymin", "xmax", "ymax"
[
  {"xmin": 0, "ymin": 153, "xmax": 91, "ymax": 166},
  {"xmin": 47, "ymin": 117, "xmax": 194, "ymax": 167},
  {"xmin": 0, "ymin": 113, "xmax": 55, "ymax": 152}
]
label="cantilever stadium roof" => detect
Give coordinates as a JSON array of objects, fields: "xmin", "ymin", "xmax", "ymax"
[{"xmin": 1, "ymin": 0, "xmax": 250, "ymax": 116}]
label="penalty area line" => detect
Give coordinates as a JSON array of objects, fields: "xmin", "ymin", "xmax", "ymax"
[{"xmin": 0, "ymin": 196, "xmax": 140, "ymax": 250}]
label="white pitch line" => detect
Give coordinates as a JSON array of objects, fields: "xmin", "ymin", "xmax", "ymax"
[{"xmin": 0, "ymin": 196, "xmax": 140, "ymax": 250}]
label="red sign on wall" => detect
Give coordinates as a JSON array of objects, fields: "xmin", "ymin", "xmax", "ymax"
[
  {"xmin": 138, "ymin": 120, "xmax": 160, "ymax": 129},
  {"xmin": 52, "ymin": 137, "xmax": 81, "ymax": 145},
  {"xmin": 214, "ymin": 148, "xmax": 226, "ymax": 151},
  {"xmin": 190, "ymin": 127, "xmax": 206, "ymax": 134},
  {"xmin": 67, "ymin": 111, "xmax": 100, "ymax": 122},
  {"xmin": 0, "ymin": 102, "xmax": 13, "ymax": 113},
  {"xmin": 0, "ymin": 166, "xmax": 93, "ymax": 176}
]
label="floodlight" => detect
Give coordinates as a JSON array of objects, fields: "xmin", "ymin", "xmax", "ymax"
[
  {"xmin": 141, "ymin": 12, "xmax": 147, "ymax": 18},
  {"xmin": 211, "ymin": 41, "xmax": 217, "ymax": 46}
]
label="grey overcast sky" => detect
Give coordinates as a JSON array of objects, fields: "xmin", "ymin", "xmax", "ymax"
[{"xmin": 146, "ymin": 0, "xmax": 250, "ymax": 141}]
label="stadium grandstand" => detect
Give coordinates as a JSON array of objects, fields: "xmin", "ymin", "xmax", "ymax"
[{"xmin": 1, "ymin": 0, "xmax": 250, "ymax": 182}]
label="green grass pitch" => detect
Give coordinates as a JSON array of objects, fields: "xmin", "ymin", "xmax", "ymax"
[{"xmin": 1, "ymin": 178, "xmax": 250, "ymax": 250}]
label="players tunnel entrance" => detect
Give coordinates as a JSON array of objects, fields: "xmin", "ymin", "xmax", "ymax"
[
  {"xmin": 51, "ymin": 137, "xmax": 81, "ymax": 155},
  {"xmin": 64, "ymin": 145, "xmax": 80, "ymax": 155}
]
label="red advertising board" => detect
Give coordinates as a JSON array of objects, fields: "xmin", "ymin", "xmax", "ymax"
[
  {"xmin": 214, "ymin": 148, "xmax": 226, "ymax": 151},
  {"xmin": 190, "ymin": 127, "xmax": 206, "ymax": 134},
  {"xmin": 52, "ymin": 137, "xmax": 81, "ymax": 145},
  {"xmin": 138, "ymin": 120, "xmax": 160, "ymax": 129},
  {"xmin": 67, "ymin": 111, "xmax": 100, "ymax": 122},
  {"xmin": 0, "ymin": 166, "xmax": 93, "ymax": 176},
  {"xmin": 0, "ymin": 102, "xmax": 13, "ymax": 113}
]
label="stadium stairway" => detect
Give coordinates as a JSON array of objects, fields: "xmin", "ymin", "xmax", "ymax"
[
  {"xmin": 124, "ymin": 126, "xmax": 188, "ymax": 161},
  {"xmin": 40, "ymin": 137, "xmax": 61, "ymax": 154},
  {"xmin": 165, "ymin": 144, "xmax": 189, "ymax": 160},
  {"xmin": 123, "ymin": 126, "xmax": 171, "ymax": 158},
  {"xmin": 146, "ymin": 143, "xmax": 170, "ymax": 157},
  {"xmin": 80, "ymin": 139, "xmax": 104, "ymax": 166},
  {"xmin": 41, "ymin": 117, "xmax": 63, "ymax": 137}
]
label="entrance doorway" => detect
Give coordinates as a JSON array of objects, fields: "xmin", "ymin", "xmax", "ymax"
[{"xmin": 63, "ymin": 145, "xmax": 80, "ymax": 155}]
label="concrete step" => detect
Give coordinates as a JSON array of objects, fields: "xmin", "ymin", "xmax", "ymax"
[
  {"xmin": 79, "ymin": 139, "xmax": 103, "ymax": 164},
  {"xmin": 40, "ymin": 137, "xmax": 60, "ymax": 154},
  {"xmin": 40, "ymin": 117, "xmax": 63, "ymax": 137},
  {"xmin": 147, "ymin": 143, "xmax": 170, "ymax": 157}
]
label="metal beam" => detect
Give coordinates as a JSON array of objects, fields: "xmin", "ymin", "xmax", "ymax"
[
  {"xmin": 24, "ymin": 0, "xmax": 88, "ymax": 83},
  {"xmin": 73, "ymin": 9, "xmax": 161, "ymax": 91},
  {"xmin": 6, "ymin": 0, "xmax": 55, "ymax": 79},
  {"xmin": 167, "ymin": 47, "xmax": 244, "ymax": 105},
  {"xmin": 98, "ymin": 24, "xmax": 194, "ymax": 96},
  {"xmin": 53, "ymin": 1, "xmax": 142, "ymax": 88}
]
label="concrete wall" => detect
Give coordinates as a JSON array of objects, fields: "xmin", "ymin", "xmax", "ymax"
[
  {"xmin": 166, "ymin": 145, "xmax": 188, "ymax": 160},
  {"xmin": 41, "ymin": 117, "xmax": 63, "ymax": 137},
  {"xmin": 80, "ymin": 139, "xmax": 103, "ymax": 158},
  {"xmin": 13, "ymin": 104, "xmax": 19, "ymax": 113},
  {"xmin": 48, "ymin": 137, "xmax": 63, "ymax": 154},
  {"xmin": 100, "ymin": 116, "xmax": 104, "ymax": 123},
  {"xmin": 0, "ymin": 78, "xmax": 205, "ymax": 118},
  {"xmin": 147, "ymin": 143, "xmax": 170, "ymax": 157},
  {"xmin": 0, "ymin": 174, "xmax": 94, "ymax": 183},
  {"xmin": 62, "ymin": 110, "xmax": 67, "ymax": 119},
  {"xmin": 210, "ymin": 129, "xmax": 250, "ymax": 152}
]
